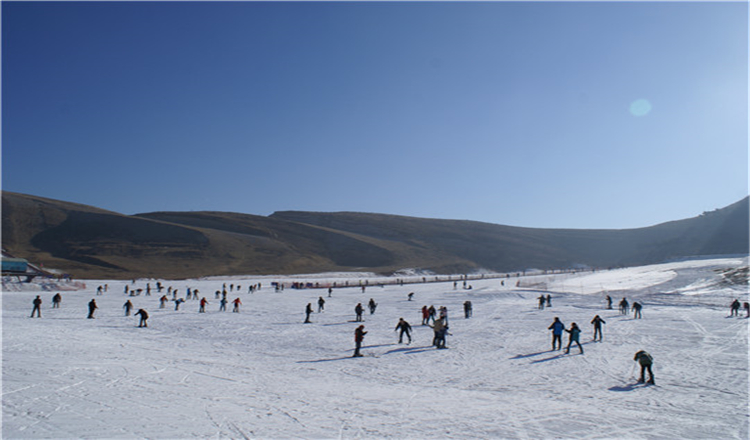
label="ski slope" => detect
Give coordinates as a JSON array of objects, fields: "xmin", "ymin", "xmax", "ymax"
[{"xmin": 2, "ymin": 257, "xmax": 748, "ymax": 439}]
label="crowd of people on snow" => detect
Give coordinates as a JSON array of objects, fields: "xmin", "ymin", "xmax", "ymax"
[{"xmin": 24, "ymin": 277, "xmax": 749, "ymax": 383}]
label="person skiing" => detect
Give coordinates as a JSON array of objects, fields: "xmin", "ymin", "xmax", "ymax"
[
  {"xmin": 744, "ymin": 302, "xmax": 750, "ymax": 318},
  {"xmin": 619, "ymin": 298, "xmax": 629, "ymax": 315},
  {"xmin": 160, "ymin": 295, "xmax": 168, "ymax": 309},
  {"xmin": 355, "ymin": 303, "xmax": 364, "ymax": 322},
  {"xmin": 606, "ymin": 295, "xmax": 612, "ymax": 310},
  {"xmin": 395, "ymin": 318, "xmax": 412, "ymax": 344},
  {"xmin": 123, "ymin": 300, "xmax": 133, "ymax": 316},
  {"xmin": 538, "ymin": 295, "xmax": 546, "ymax": 310},
  {"xmin": 632, "ymin": 302, "xmax": 643, "ymax": 319},
  {"xmin": 174, "ymin": 298, "xmax": 184, "ymax": 311},
  {"xmin": 407, "ymin": 292, "xmax": 414, "ymax": 301},
  {"xmin": 199, "ymin": 297, "xmax": 208, "ymax": 313},
  {"xmin": 730, "ymin": 299, "xmax": 741, "ymax": 317},
  {"xmin": 353, "ymin": 325, "xmax": 367, "ymax": 357},
  {"xmin": 431, "ymin": 317, "xmax": 448, "ymax": 349},
  {"xmin": 87, "ymin": 299, "xmax": 98, "ymax": 319},
  {"xmin": 564, "ymin": 323, "xmax": 583, "ymax": 354},
  {"xmin": 546, "ymin": 294, "xmax": 552, "ymax": 307},
  {"xmin": 591, "ymin": 315, "xmax": 606, "ymax": 341},
  {"xmin": 318, "ymin": 296, "xmax": 325, "ymax": 313},
  {"xmin": 634, "ymin": 350, "xmax": 655, "ymax": 384},
  {"xmin": 304, "ymin": 303, "xmax": 313, "ymax": 323},
  {"xmin": 428, "ymin": 305, "xmax": 436, "ymax": 324},
  {"xmin": 421, "ymin": 306, "xmax": 430, "ymax": 325},
  {"xmin": 548, "ymin": 317, "xmax": 565, "ymax": 351},
  {"xmin": 232, "ymin": 297, "xmax": 242, "ymax": 313},
  {"xmin": 30, "ymin": 295, "xmax": 42, "ymax": 318},
  {"xmin": 368, "ymin": 298, "xmax": 377, "ymax": 315},
  {"xmin": 463, "ymin": 300, "xmax": 473, "ymax": 318},
  {"xmin": 219, "ymin": 297, "xmax": 227, "ymax": 312},
  {"xmin": 52, "ymin": 293, "xmax": 62, "ymax": 309},
  {"xmin": 135, "ymin": 309, "xmax": 149, "ymax": 327}
]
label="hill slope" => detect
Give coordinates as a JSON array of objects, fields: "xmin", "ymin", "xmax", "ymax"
[{"xmin": 2, "ymin": 191, "xmax": 747, "ymax": 279}]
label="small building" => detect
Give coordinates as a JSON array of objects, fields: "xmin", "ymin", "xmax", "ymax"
[{"xmin": 2, "ymin": 257, "xmax": 29, "ymax": 274}]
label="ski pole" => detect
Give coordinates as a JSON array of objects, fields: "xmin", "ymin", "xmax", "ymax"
[{"xmin": 628, "ymin": 361, "xmax": 637, "ymax": 380}]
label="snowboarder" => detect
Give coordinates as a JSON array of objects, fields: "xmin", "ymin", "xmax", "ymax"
[
  {"xmin": 87, "ymin": 299, "xmax": 98, "ymax": 319},
  {"xmin": 199, "ymin": 298, "xmax": 208, "ymax": 313},
  {"xmin": 431, "ymin": 317, "xmax": 448, "ymax": 349},
  {"xmin": 123, "ymin": 300, "xmax": 134, "ymax": 316},
  {"xmin": 318, "ymin": 297, "xmax": 325, "ymax": 313},
  {"xmin": 463, "ymin": 300, "xmax": 473, "ymax": 318},
  {"xmin": 52, "ymin": 293, "xmax": 62, "ymax": 309},
  {"xmin": 353, "ymin": 325, "xmax": 367, "ymax": 357},
  {"xmin": 232, "ymin": 297, "xmax": 242, "ymax": 312},
  {"xmin": 395, "ymin": 318, "xmax": 412, "ymax": 344},
  {"xmin": 135, "ymin": 309, "xmax": 148, "ymax": 327},
  {"xmin": 634, "ymin": 350, "xmax": 655, "ymax": 384},
  {"xmin": 564, "ymin": 323, "xmax": 583, "ymax": 354},
  {"xmin": 730, "ymin": 299, "xmax": 741, "ymax": 317},
  {"xmin": 591, "ymin": 315, "xmax": 606, "ymax": 341},
  {"xmin": 548, "ymin": 317, "xmax": 564, "ymax": 351},
  {"xmin": 606, "ymin": 295, "xmax": 612, "ymax": 309},
  {"xmin": 355, "ymin": 303, "xmax": 364, "ymax": 322},
  {"xmin": 304, "ymin": 303, "xmax": 313, "ymax": 323},
  {"xmin": 632, "ymin": 302, "xmax": 643, "ymax": 319},
  {"xmin": 368, "ymin": 298, "xmax": 377, "ymax": 315},
  {"xmin": 30, "ymin": 295, "xmax": 42, "ymax": 318}
]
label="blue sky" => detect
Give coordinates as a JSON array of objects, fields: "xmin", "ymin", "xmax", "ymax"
[{"xmin": 2, "ymin": 1, "xmax": 747, "ymax": 229}]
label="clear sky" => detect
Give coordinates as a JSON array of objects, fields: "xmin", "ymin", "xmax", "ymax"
[{"xmin": 2, "ymin": 1, "xmax": 748, "ymax": 229}]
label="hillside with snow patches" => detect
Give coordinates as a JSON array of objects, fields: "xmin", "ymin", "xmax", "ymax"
[{"xmin": 2, "ymin": 257, "xmax": 748, "ymax": 438}]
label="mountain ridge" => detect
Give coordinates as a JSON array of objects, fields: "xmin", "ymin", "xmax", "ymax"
[{"xmin": 2, "ymin": 191, "xmax": 747, "ymax": 279}]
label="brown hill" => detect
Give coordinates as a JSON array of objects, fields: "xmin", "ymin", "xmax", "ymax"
[{"xmin": 2, "ymin": 191, "xmax": 747, "ymax": 279}]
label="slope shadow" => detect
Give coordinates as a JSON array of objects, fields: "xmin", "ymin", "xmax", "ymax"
[
  {"xmin": 384, "ymin": 345, "xmax": 435, "ymax": 355},
  {"xmin": 608, "ymin": 383, "xmax": 648, "ymax": 392}
]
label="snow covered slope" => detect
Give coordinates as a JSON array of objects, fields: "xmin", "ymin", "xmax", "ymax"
[{"xmin": 2, "ymin": 258, "xmax": 748, "ymax": 438}]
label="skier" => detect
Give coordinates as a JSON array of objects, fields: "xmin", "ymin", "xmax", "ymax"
[
  {"xmin": 606, "ymin": 295, "xmax": 612, "ymax": 309},
  {"xmin": 564, "ymin": 323, "xmax": 583, "ymax": 354},
  {"xmin": 744, "ymin": 302, "xmax": 750, "ymax": 318},
  {"xmin": 439, "ymin": 306, "xmax": 448, "ymax": 326},
  {"xmin": 546, "ymin": 294, "xmax": 552, "ymax": 307},
  {"xmin": 318, "ymin": 296, "xmax": 325, "ymax": 313},
  {"xmin": 407, "ymin": 292, "xmax": 414, "ymax": 301},
  {"xmin": 123, "ymin": 300, "xmax": 134, "ymax": 316},
  {"xmin": 355, "ymin": 303, "xmax": 364, "ymax": 322},
  {"xmin": 619, "ymin": 298, "xmax": 629, "ymax": 315},
  {"xmin": 174, "ymin": 298, "xmax": 184, "ymax": 311},
  {"xmin": 353, "ymin": 325, "xmax": 367, "ymax": 357},
  {"xmin": 368, "ymin": 298, "xmax": 377, "ymax": 315},
  {"xmin": 159, "ymin": 295, "xmax": 168, "ymax": 309},
  {"xmin": 328, "ymin": 287, "xmax": 333, "ymax": 297},
  {"xmin": 591, "ymin": 315, "xmax": 606, "ymax": 341},
  {"xmin": 30, "ymin": 295, "xmax": 42, "ymax": 318},
  {"xmin": 219, "ymin": 297, "xmax": 227, "ymax": 312},
  {"xmin": 548, "ymin": 317, "xmax": 564, "ymax": 351},
  {"xmin": 463, "ymin": 300, "xmax": 473, "ymax": 318},
  {"xmin": 431, "ymin": 317, "xmax": 448, "ymax": 349},
  {"xmin": 634, "ymin": 350, "xmax": 655, "ymax": 384},
  {"xmin": 632, "ymin": 302, "xmax": 643, "ymax": 319},
  {"xmin": 52, "ymin": 293, "xmax": 62, "ymax": 309},
  {"xmin": 538, "ymin": 295, "xmax": 546, "ymax": 310},
  {"xmin": 199, "ymin": 297, "xmax": 208, "ymax": 313},
  {"xmin": 135, "ymin": 309, "xmax": 149, "ymax": 327},
  {"xmin": 428, "ymin": 305, "xmax": 436, "ymax": 324},
  {"xmin": 87, "ymin": 299, "xmax": 98, "ymax": 319},
  {"xmin": 421, "ymin": 306, "xmax": 430, "ymax": 325},
  {"xmin": 232, "ymin": 297, "xmax": 242, "ymax": 313},
  {"xmin": 304, "ymin": 303, "xmax": 313, "ymax": 323},
  {"xmin": 395, "ymin": 318, "xmax": 412, "ymax": 344},
  {"xmin": 97, "ymin": 286, "xmax": 103, "ymax": 296},
  {"xmin": 730, "ymin": 299, "xmax": 741, "ymax": 317}
]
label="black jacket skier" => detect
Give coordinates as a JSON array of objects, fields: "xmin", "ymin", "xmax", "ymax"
[
  {"xmin": 395, "ymin": 318, "xmax": 412, "ymax": 344},
  {"xmin": 30, "ymin": 295, "xmax": 42, "ymax": 318},
  {"xmin": 634, "ymin": 350, "xmax": 654, "ymax": 384},
  {"xmin": 135, "ymin": 309, "xmax": 149, "ymax": 327}
]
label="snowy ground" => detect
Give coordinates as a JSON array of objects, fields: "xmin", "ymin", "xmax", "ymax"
[{"xmin": 2, "ymin": 257, "xmax": 748, "ymax": 439}]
